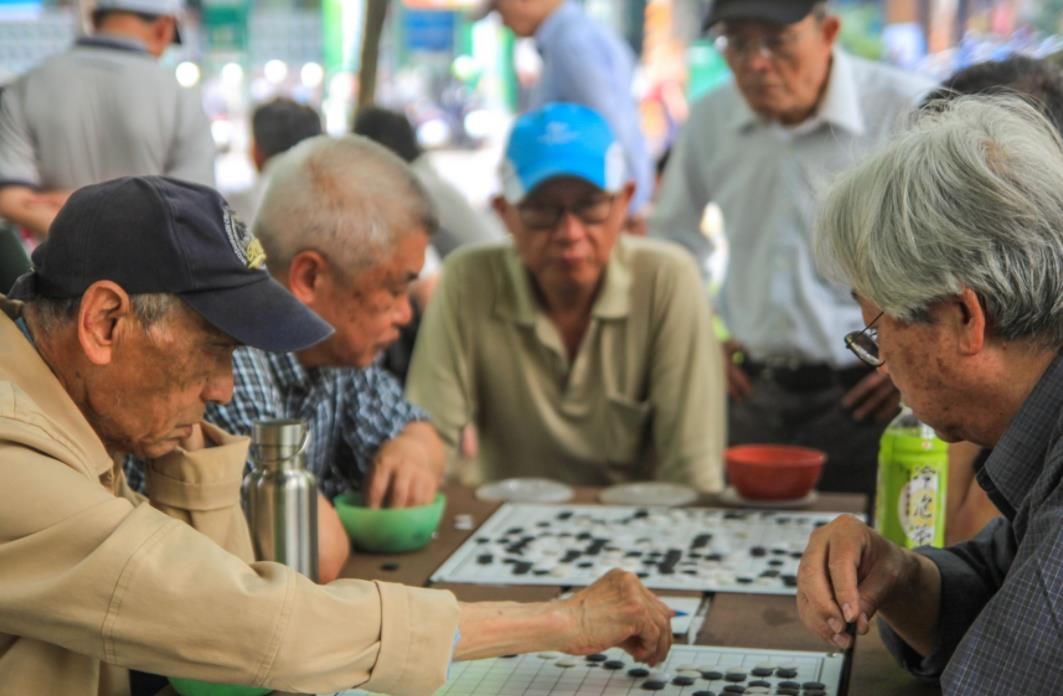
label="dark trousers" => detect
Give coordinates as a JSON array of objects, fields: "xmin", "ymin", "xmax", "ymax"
[{"xmin": 728, "ymin": 373, "xmax": 888, "ymax": 507}]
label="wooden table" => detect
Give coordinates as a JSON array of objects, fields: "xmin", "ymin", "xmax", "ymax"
[{"xmin": 341, "ymin": 484, "xmax": 940, "ymax": 696}]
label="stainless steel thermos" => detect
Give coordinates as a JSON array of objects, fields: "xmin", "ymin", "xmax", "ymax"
[{"xmin": 244, "ymin": 419, "xmax": 318, "ymax": 581}]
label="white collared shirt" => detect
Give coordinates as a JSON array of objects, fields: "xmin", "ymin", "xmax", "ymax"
[{"xmin": 650, "ymin": 50, "xmax": 933, "ymax": 366}]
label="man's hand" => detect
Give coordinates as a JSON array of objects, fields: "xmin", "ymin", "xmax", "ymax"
[
  {"xmin": 364, "ymin": 421, "xmax": 445, "ymax": 509},
  {"xmin": 841, "ymin": 370, "xmax": 900, "ymax": 423},
  {"xmin": 559, "ymin": 569, "xmax": 674, "ymax": 665},
  {"xmin": 796, "ymin": 515, "xmax": 921, "ymax": 651},
  {"xmin": 723, "ymin": 339, "xmax": 753, "ymax": 401}
]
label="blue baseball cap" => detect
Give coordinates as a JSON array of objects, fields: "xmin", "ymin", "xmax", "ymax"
[
  {"xmin": 9, "ymin": 176, "xmax": 333, "ymax": 353},
  {"xmin": 501, "ymin": 102, "xmax": 627, "ymax": 204}
]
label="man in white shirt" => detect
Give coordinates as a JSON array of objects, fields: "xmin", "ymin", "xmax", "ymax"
[{"xmin": 651, "ymin": 0, "xmax": 934, "ymax": 497}]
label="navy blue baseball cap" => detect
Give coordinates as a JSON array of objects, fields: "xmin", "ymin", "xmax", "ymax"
[
  {"xmin": 500, "ymin": 103, "xmax": 626, "ymax": 204},
  {"xmin": 9, "ymin": 176, "xmax": 333, "ymax": 353},
  {"xmin": 704, "ymin": 0, "xmax": 820, "ymax": 30}
]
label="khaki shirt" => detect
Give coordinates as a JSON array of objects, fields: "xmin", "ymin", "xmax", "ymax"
[
  {"xmin": 406, "ymin": 237, "xmax": 725, "ymax": 492},
  {"xmin": 0, "ymin": 300, "xmax": 459, "ymax": 696}
]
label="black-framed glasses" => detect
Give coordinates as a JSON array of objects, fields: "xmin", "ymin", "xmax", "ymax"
[
  {"xmin": 517, "ymin": 195, "xmax": 615, "ymax": 232},
  {"xmin": 844, "ymin": 311, "xmax": 884, "ymax": 367}
]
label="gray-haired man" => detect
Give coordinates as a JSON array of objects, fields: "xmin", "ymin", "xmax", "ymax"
[{"xmin": 797, "ymin": 96, "xmax": 1063, "ymax": 694}]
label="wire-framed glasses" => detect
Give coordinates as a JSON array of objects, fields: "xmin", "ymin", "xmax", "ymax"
[{"xmin": 844, "ymin": 311, "xmax": 884, "ymax": 367}]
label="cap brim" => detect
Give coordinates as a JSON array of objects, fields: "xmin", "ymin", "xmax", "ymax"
[
  {"xmin": 7, "ymin": 271, "xmax": 37, "ymax": 300},
  {"xmin": 704, "ymin": 0, "xmax": 815, "ymax": 31},
  {"xmin": 179, "ymin": 277, "xmax": 333, "ymax": 353},
  {"xmin": 504, "ymin": 164, "xmax": 611, "ymax": 204}
]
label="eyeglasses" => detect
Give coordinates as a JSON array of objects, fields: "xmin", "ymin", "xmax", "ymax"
[
  {"xmin": 844, "ymin": 312, "xmax": 884, "ymax": 367},
  {"xmin": 517, "ymin": 195, "xmax": 615, "ymax": 232},
  {"xmin": 713, "ymin": 24, "xmax": 814, "ymax": 62}
]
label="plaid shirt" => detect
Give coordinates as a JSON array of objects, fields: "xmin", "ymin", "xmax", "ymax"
[
  {"xmin": 125, "ymin": 347, "xmax": 429, "ymax": 500},
  {"xmin": 881, "ymin": 354, "xmax": 1063, "ymax": 693}
]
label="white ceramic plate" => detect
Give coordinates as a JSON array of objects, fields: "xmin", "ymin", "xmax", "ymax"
[
  {"xmin": 718, "ymin": 485, "xmax": 818, "ymax": 510},
  {"xmin": 475, "ymin": 477, "xmax": 575, "ymax": 503},
  {"xmin": 598, "ymin": 482, "xmax": 699, "ymax": 507}
]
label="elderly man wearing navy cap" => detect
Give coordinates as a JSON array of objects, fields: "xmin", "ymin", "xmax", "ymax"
[
  {"xmin": 407, "ymin": 103, "xmax": 726, "ymax": 493},
  {"xmin": 0, "ymin": 175, "xmax": 675, "ymax": 695},
  {"xmin": 0, "ymin": 0, "xmax": 213, "ymax": 238},
  {"xmin": 651, "ymin": 0, "xmax": 934, "ymax": 500}
]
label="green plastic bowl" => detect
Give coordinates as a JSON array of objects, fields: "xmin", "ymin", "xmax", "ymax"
[
  {"xmin": 333, "ymin": 491, "xmax": 446, "ymax": 553},
  {"xmin": 168, "ymin": 677, "xmax": 270, "ymax": 696}
]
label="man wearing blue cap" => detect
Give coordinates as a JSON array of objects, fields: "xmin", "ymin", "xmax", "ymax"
[
  {"xmin": 651, "ymin": 0, "xmax": 934, "ymax": 498},
  {"xmin": 0, "ymin": 0, "xmax": 213, "ymax": 238},
  {"xmin": 0, "ymin": 175, "xmax": 675, "ymax": 694},
  {"xmin": 407, "ymin": 103, "xmax": 725, "ymax": 491}
]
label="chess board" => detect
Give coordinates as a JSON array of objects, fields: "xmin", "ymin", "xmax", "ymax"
[
  {"xmin": 331, "ymin": 644, "xmax": 845, "ymax": 695},
  {"xmin": 430, "ymin": 503, "xmax": 861, "ymax": 595}
]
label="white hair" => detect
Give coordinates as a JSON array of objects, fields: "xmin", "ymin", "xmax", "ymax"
[
  {"xmin": 253, "ymin": 134, "xmax": 436, "ymax": 279},
  {"xmin": 28, "ymin": 292, "xmax": 180, "ymax": 335},
  {"xmin": 816, "ymin": 95, "xmax": 1063, "ymax": 347}
]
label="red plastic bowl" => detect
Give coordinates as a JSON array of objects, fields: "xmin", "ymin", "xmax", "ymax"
[{"xmin": 725, "ymin": 445, "xmax": 827, "ymax": 500}]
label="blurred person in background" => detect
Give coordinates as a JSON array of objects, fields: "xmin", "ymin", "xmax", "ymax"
[
  {"xmin": 484, "ymin": 0, "xmax": 654, "ymax": 223},
  {"xmin": 920, "ymin": 54, "xmax": 1063, "ymax": 543},
  {"xmin": 651, "ymin": 0, "xmax": 933, "ymax": 500},
  {"xmin": 354, "ymin": 106, "xmax": 505, "ymax": 260},
  {"xmin": 0, "ymin": 0, "xmax": 213, "ymax": 239},
  {"xmin": 228, "ymin": 97, "xmax": 322, "ymax": 224},
  {"xmin": 407, "ymin": 103, "xmax": 725, "ymax": 493}
]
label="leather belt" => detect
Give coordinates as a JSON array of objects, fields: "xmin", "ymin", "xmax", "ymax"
[{"xmin": 743, "ymin": 360, "xmax": 871, "ymax": 392}]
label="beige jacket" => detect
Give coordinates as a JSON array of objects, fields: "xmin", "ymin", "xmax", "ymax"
[{"xmin": 0, "ymin": 300, "xmax": 459, "ymax": 695}]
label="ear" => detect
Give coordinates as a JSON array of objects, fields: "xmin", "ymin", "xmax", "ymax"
[
  {"xmin": 952, "ymin": 287, "xmax": 987, "ymax": 356},
  {"xmin": 77, "ymin": 281, "xmax": 133, "ymax": 366},
  {"xmin": 287, "ymin": 250, "xmax": 330, "ymax": 305},
  {"xmin": 617, "ymin": 182, "xmax": 636, "ymax": 210},
  {"xmin": 491, "ymin": 195, "xmax": 519, "ymax": 238},
  {"xmin": 820, "ymin": 15, "xmax": 841, "ymax": 45},
  {"xmin": 251, "ymin": 141, "xmax": 267, "ymax": 172}
]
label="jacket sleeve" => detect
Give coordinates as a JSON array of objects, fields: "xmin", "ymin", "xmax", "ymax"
[{"xmin": 0, "ymin": 431, "xmax": 459, "ymax": 695}]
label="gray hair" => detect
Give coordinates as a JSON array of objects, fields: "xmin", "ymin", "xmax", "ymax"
[
  {"xmin": 815, "ymin": 95, "xmax": 1063, "ymax": 347},
  {"xmin": 28, "ymin": 292, "xmax": 180, "ymax": 335},
  {"xmin": 253, "ymin": 134, "xmax": 436, "ymax": 279}
]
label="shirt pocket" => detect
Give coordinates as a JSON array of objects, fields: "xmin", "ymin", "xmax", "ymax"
[{"xmin": 604, "ymin": 394, "xmax": 653, "ymax": 465}]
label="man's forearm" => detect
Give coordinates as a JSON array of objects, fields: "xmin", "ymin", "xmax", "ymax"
[
  {"xmin": 455, "ymin": 600, "xmax": 572, "ymax": 661},
  {"xmin": 0, "ymin": 185, "xmax": 60, "ymax": 238},
  {"xmin": 878, "ymin": 551, "xmax": 943, "ymax": 657}
]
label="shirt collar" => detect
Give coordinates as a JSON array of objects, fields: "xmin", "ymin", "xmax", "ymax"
[
  {"xmin": 534, "ymin": 1, "xmax": 579, "ymax": 54},
  {"xmin": 495, "ymin": 238, "xmax": 634, "ymax": 326},
  {"xmin": 0, "ymin": 300, "xmax": 114, "ymax": 477},
  {"xmin": 980, "ymin": 353, "xmax": 1063, "ymax": 516},
  {"xmin": 76, "ymin": 33, "xmax": 151, "ymax": 54},
  {"xmin": 731, "ymin": 48, "xmax": 865, "ymax": 136}
]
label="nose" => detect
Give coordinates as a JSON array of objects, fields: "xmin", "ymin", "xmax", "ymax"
[
  {"xmin": 203, "ymin": 367, "xmax": 235, "ymax": 405},
  {"xmin": 393, "ymin": 292, "xmax": 413, "ymax": 327},
  {"xmin": 554, "ymin": 211, "xmax": 587, "ymax": 242}
]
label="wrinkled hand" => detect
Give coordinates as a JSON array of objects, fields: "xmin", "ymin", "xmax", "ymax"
[
  {"xmin": 841, "ymin": 370, "xmax": 900, "ymax": 423},
  {"xmin": 559, "ymin": 569, "xmax": 674, "ymax": 666},
  {"xmin": 723, "ymin": 340, "xmax": 753, "ymax": 401},
  {"xmin": 365, "ymin": 428, "xmax": 444, "ymax": 509},
  {"xmin": 796, "ymin": 515, "xmax": 912, "ymax": 650}
]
